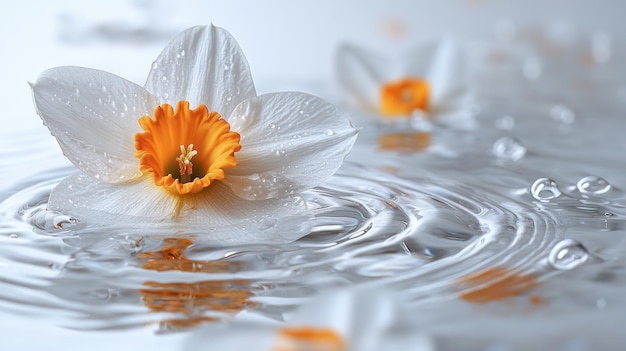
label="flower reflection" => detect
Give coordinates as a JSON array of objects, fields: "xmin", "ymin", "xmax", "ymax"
[
  {"xmin": 138, "ymin": 238, "xmax": 252, "ymax": 331},
  {"xmin": 456, "ymin": 266, "xmax": 541, "ymax": 304},
  {"xmin": 336, "ymin": 39, "xmax": 467, "ymax": 120},
  {"xmin": 377, "ymin": 132, "xmax": 431, "ymax": 152}
]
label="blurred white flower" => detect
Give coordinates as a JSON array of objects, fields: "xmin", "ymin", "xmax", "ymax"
[
  {"xmin": 31, "ymin": 25, "xmax": 358, "ymax": 243},
  {"xmin": 336, "ymin": 40, "xmax": 468, "ymax": 121}
]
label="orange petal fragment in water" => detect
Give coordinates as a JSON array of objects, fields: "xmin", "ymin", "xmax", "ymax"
[
  {"xmin": 380, "ymin": 78, "xmax": 429, "ymax": 117},
  {"xmin": 273, "ymin": 327, "xmax": 347, "ymax": 351},
  {"xmin": 378, "ymin": 132, "xmax": 431, "ymax": 152},
  {"xmin": 457, "ymin": 266, "xmax": 539, "ymax": 303}
]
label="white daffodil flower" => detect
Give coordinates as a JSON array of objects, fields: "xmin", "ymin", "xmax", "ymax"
[
  {"xmin": 336, "ymin": 39, "xmax": 468, "ymax": 121},
  {"xmin": 31, "ymin": 25, "xmax": 358, "ymax": 243}
]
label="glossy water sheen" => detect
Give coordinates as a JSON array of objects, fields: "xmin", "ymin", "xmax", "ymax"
[{"xmin": 2, "ymin": 28, "xmax": 626, "ymax": 349}]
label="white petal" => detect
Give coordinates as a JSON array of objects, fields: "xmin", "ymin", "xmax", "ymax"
[
  {"xmin": 336, "ymin": 44, "xmax": 389, "ymax": 113},
  {"xmin": 49, "ymin": 173, "xmax": 311, "ymax": 244},
  {"xmin": 145, "ymin": 24, "xmax": 256, "ymax": 117},
  {"xmin": 48, "ymin": 173, "xmax": 180, "ymax": 218},
  {"xmin": 32, "ymin": 67, "xmax": 160, "ymax": 183},
  {"xmin": 405, "ymin": 40, "xmax": 465, "ymax": 110},
  {"xmin": 225, "ymin": 92, "xmax": 358, "ymax": 200}
]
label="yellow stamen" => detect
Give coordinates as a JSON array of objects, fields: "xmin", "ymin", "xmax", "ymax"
[
  {"xmin": 380, "ymin": 77, "xmax": 430, "ymax": 117},
  {"xmin": 135, "ymin": 101, "xmax": 241, "ymax": 195}
]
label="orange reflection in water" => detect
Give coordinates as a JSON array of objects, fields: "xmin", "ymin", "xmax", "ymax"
[
  {"xmin": 138, "ymin": 238, "xmax": 252, "ymax": 330},
  {"xmin": 378, "ymin": 132, "xmax": 431, "ymax": 152},
  {"xmin": 273, "ymin": 327, "xmax": 347, "ymax": 351},
  {"xmin": 457, "ymin": 266, "xmax": 540, "ymax": 304}
]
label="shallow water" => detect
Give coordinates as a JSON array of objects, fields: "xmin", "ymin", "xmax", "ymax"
[{"xmin": 3, "ymin": 27, "xmax": 626, "ymax": 349}]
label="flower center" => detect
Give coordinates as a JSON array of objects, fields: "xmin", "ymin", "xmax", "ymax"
[
  {"xmin": 380, "ymin": 77, "xmax": 429, "ymax": 116},
  {"xmin": 134, "ymin": 101, "xmax": 241, "ymax": 195}
]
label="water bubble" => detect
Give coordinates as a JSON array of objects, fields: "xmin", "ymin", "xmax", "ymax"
[
  {"xmin": 492, "ymin": 137, "xmax": 526, "ymax": 161},
  {"xmin": 531, "ymin": 178, "xmax": 561, "ymax": 201},
  {"xmin": 522, "ymin": 58, "xmax": 542, "ymax": 80},
  {"xmin": 151, "ymin": 61, "xmax": 158, "ymax": 69},
  {"xmin": 495, "ymin": 115, "xmax": 515, "ymax": 130},
  {"xmin": 577, "ymin": 176, "xmax": 611, "ymax": 195},
  {"xmin": 550, "ymin": 104, "xmax": 575, "ymax": 124},
  {"xmin": 547, "ymin": 239, "xmax": 590, "ymax": 270}
]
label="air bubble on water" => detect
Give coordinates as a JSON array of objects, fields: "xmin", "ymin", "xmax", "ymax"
[
  {"xmin": 531, "ymin": 178, "xmax": 561, "ymax": 201},
  {"xmin": 577, "ymin": 176, "xmax": 611, "ymax": 196},
  {"xmin": 492, "ymin": 137, "xmax": 526, "ymax": 161},
  {"xmin": 550, "ymin": 104, "xmax": 575, "ymax": 124},
  {"xmin": 523, "ymin": 58, "xmax": 542, "ymax": 80},
  {"xmin": 547, "ymin": 239, "xmax": 591, "ymax": 270},
  {"xmin": 495, "ymin": 115, "xmax": 515, "ymax": 130}
]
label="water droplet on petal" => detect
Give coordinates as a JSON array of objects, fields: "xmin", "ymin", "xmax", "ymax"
[
  {"xmin": 9, "ymin": 233, "xmax": 18, "ymax": 239},
  {"xmin": 577, "ymin": 176, "xmax": 611, "ymax": 195},
  {"xmin": 162, "ymin": 93, "xmax": 169, "ymax": 100},
  {"xmin": 548, "ymin": 239, "xmax": 590, "ymax": 270},
  {"xmin": 325, "ymin": 129, "xmax": 335, "ymax": 136},
  {"xmin": 151, "ymin": 61, "xmax": 158, "ymax": 69},
  {"xmin": 224, "ymin": 63, "xmax": 231, "ymax": 71},
  {"xmin": 101, "ymin": 85, "xmax": 107, "ymax": 93},
  {"xmin": 161, "ymin": 76, "xmax": 168, "ymax": 81},
  {"xmin": 492, "ymin": 137, "xmax": 526, "ymax": 161},
  {"xmin": 531, "ymin": 178, "xmax": 561, "ymax": 201}
]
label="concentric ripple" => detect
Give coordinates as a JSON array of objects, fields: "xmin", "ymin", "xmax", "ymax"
[{"xmin": 0, "ymin": 162, "xmax": 569, "ymax": 330}]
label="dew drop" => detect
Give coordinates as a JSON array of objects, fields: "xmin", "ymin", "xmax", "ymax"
[
  {"xmin": 224, "ymin": 63, "xmax": 231, "ymax": 71},
  {"xmin": 547, "ymin": 239, "xmax": 590, "ymax": 270},
  {"xmin": 325, "ymin": 129, "xmax": 335, "ymax": 136},
  {"xmin": 226, "ymin": 96, "xmax": 232, "ymax": 102},
  {"xmin": 161, "ymin": 76, "xmax": 168, "ymax": 81},
  {"xmin": 101, "ymin": 85, "xmax": 107, "ymax": 93},
  {"xmin": 162, "ymin": 93, "xmax": 169, "ymax": 100},
  {"xmin": 299, "ymin": 110, "xmax": 305, "ymax": 115},
  {"xmin": 550, "ymin": 104, "xmax": 575, "ymax": 124},
  {"xmin": 151, "ymin": 61, "xmax": 158, "ymax": 70},
  {"xmin": 9, "ymin": 233, "xmax": 18, "ymax": 239},
  {"xmin": 577, "ymin": 176, "xmax": 611, "ymax": 195},
  {"xmin": 180, "ymin": 50, "xmax": 185, "ymax": 57},
  {"xmin": 531, "ymin": 178, "xmax": 561, "ymax": 201},
  {"xmin": 492, "ymin": 137, "xmax": 526, "ymax": 161}
]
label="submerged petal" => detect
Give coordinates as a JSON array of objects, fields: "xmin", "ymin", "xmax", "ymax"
[
  {"xmin": 336, "ymin": 44, "xmax": 390, "ymax": 113},
  {"xmin": 32, "ymin": 67, "xmax": 160, "ymax": 183},
  {"xmin": 49, "ymin": 173, "xmax": 311, "ymax": 244},
  {"xmin": 226, "ymin": 92, "xmax": 358, "ymax": 200},
  {"xmin": 145, "ymin": 24, "xmax": 256, "ymax": 118}
]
